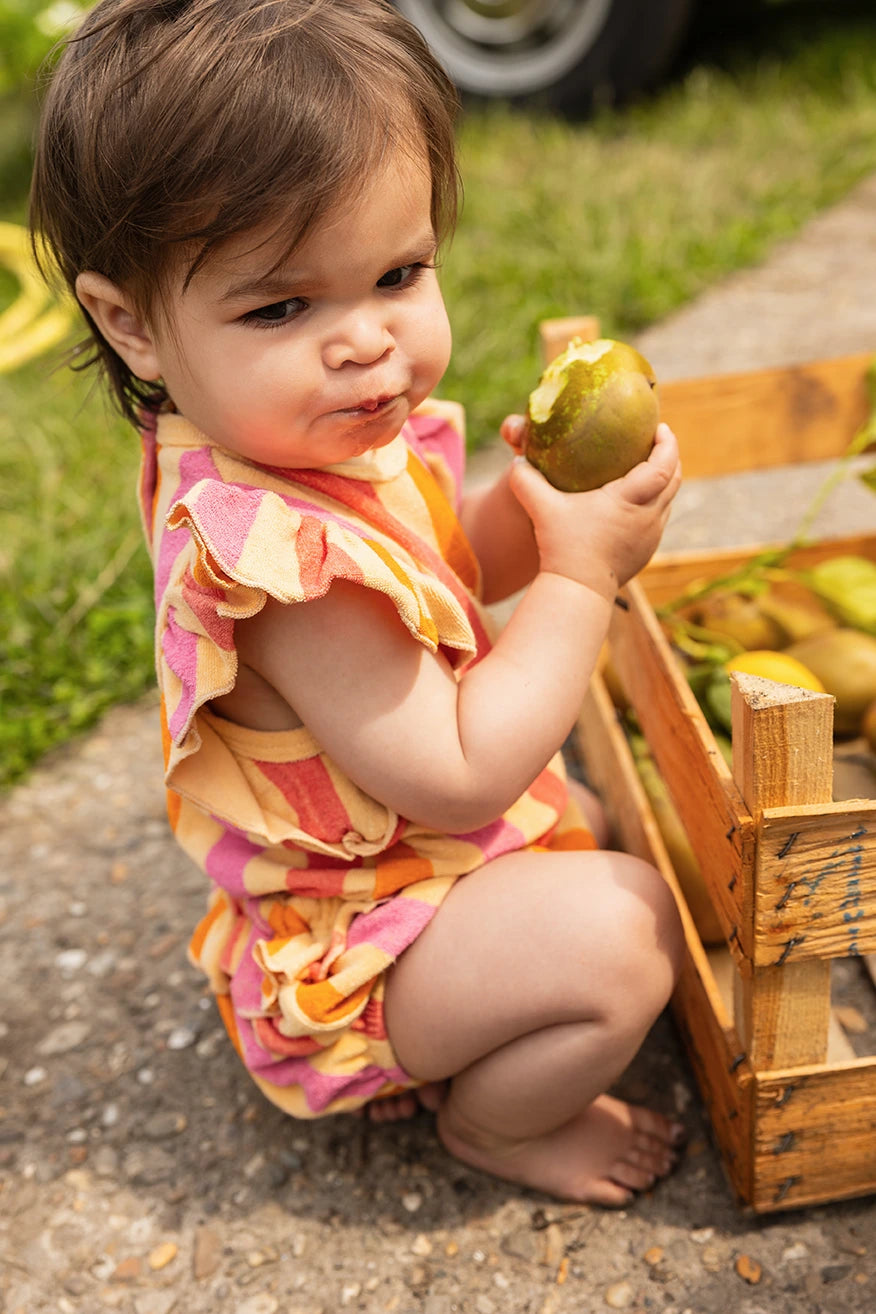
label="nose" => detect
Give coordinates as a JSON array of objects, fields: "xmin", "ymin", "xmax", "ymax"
[{"xmin": 323, "ymin": 307, "xmax": 395, "ymax": 371}]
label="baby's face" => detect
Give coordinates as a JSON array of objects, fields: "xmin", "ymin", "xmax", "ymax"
[{"xmin": 144, "ymin": 147, "xmax": 452, "ymax": 467}]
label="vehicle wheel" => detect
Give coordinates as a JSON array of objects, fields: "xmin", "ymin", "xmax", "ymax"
[{"xmin": 393, "ymin": 0, "xmax": 695, "ymax": 115}]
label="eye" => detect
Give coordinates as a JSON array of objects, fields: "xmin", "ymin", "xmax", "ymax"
[
  {"xmin": 377, "ymin": 263, "xmax": 424, "ymax": 290},
  {"xmin": 243, "ymin": 297, "xmax": 307, "ymax": 327}
]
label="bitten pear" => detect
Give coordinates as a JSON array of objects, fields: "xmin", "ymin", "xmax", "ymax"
[{"xmin": 523, "ymin": 337, "xmax": 659, "ymax": 492}]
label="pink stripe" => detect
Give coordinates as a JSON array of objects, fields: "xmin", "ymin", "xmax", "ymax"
[
  {"xmin": 155, "ymin": 446, "xmax": 222, "ymax": 605},
  {"xmin": 176, "ymin": 480, "xmax": 264, "ymax": 572},
  {"xmin": 345, "ymin": 895, "xmax": 437, "ymax": 957},
  {"xmin": 455, "ymin": 816, "xmax": 527, "ymax": 862},
  {"xmin": 407, "ymin": 414, "xmax": 464, "ymax": 509},
  {"xmin": 162, "ymin": 607, "xmax": 200, "ymax": 740},
  {"xmin": 251, "ymin": 1049, "xmax": 413, "ymax": 1112},
  {"xmin": 205, "ymin": 829, "xmax": 265, "ymax": 897}
]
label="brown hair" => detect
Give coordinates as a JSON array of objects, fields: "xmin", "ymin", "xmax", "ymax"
[{"xmin": 30, "ymin": 0, "xmax": 460, "ymax": 423}]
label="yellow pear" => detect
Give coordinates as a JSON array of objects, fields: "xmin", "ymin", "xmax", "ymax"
[
  {"xmin": 693, "ymin": 591, "xmax": 785, "ymax": 651},
  {"xmin": 523, "ymin": 337, "xmax": 659, "ymax": 492},
  {"xmin": 786, "ymin": 628, "xmax": 876, "ymax": 734}
]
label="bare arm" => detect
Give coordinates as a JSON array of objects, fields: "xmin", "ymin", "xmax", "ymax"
[
  {"xmin": 458, "ymin": 414, "xmax": 537, "ymax": 604},
  {"xmin": 233, "ymin": 424, "xmax": 681, "ymax": 834}
]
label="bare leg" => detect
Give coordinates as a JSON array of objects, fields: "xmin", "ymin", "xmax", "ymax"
[{"xmin": 384, "ymin": 848, "xmax": 684, "ymax": 1205}]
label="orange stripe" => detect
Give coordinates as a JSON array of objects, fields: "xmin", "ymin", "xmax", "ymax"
[
  {"xmin": 405, "ymin": 451, "xmax": 480, "ymax": 591},
  {"xmin": 188, "ymin": 894, "xmax": 228, "ymax": 962},
  {"xmin": 267, "ymin": 902, "xmax": 310, "ymax": 938},
  {"xmin": 548, "ymin": 827, "xmax": 598, "ymax": 852},
  {"xmin": 215, "ymin": 993, "xmax": 243, "ymax": 1057},
  {"xmin": 295, "ymin": 978, "xmax": 371, "ymax": 1027},
  {"xmin": 373, "ymin": 846, "xmax": 434, "ymax": 899},
  {"xmin": 364, "ymin": 538, "xmax": 438, "ymax": 646}
]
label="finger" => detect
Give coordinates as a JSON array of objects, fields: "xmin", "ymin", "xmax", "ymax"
[
  {"xmin": 608, "ymin": 424, "xmax": 681, "ymax": 505},
  {"xmin": 507, "ymin": 453, "xmax": 561, "ymax": 517},
  {"xmin": 649, "ymin": 422, "xmax": 681, "ymax": 477},
  {"xmin": 500, "ymin": 413, "xmax": 528, "ymax": 453}
]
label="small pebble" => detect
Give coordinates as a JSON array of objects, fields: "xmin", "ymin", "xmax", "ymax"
[
  {"xmin": 56, "ymin": 948, "xmax": 88, "ymax": 973},
  {"xmin": 605, "ymin": 1280, "xmax": 635, "ymax": 1308},
  {"xmin": 37, "ymin": 1021, "xmax": 90, "ymax": 1056},
  {"xmin": 735, "ymin": 1254, "xmax": 762, "ymax": 1284},
  {"xmin": 24, "ymin": 1066, "xmax": 48, "ymax": 1086},
  {"xmin": 166, "ymin": 1026, "xmax": 197, "ymax": 1050},
  {"xmin": 134, "ymin": 1294, "xmax": 178, "ymax": 1314},
  {"xmin": 234, "ymin": 1295, "xmax": 278, "ymax": 1314},
  {"xmin": 193, "ymin": 1225, "xmax": 223, "ymax": 1280},
  {"xmin": 401, "ymin": 1191, "xmax": 423, "ymax": 1213},
  {"xmin": 411, "ymin": 1234, "xmax": 432, "ymax": 1257},
  {"xmin": 111, "ymin": 1256, "xmax": 142, "ymax": 1281},
  {"xmin": 149, "ymin": 1242, "xmax": 178, "ymax": 1271}
]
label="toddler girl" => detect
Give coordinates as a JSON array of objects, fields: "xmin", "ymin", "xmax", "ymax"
[{"xmin": 32, "ymin": 0, "xmax": 685, "ymax": 1205}]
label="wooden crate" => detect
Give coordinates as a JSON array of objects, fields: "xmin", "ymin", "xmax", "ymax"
[{"xmin": 543, "ymin": 321, "xmax": 876, "ymax": 1211}]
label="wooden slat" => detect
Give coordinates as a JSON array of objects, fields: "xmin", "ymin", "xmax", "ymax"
[
  {"xmin": 575, "ymin": 677, "xmax": 753, "ymax": 1205},
  {"xmin": 609, "ymin": 579, "xmax": 753, "ymax": 949},
  {"xmin": 659, "ymin": 351, "xmax": 875, "ymax": 478},
  {"xmin": 538, "ymin": 315, "xmax": 601, "ymax": 364},
  {"xmin": 642, "ymin": 532, "xmax": 876, "ymax": 609},
  {"xmin": 753, "ymin": 799, "xmax": 876, "ymax": 963},
  {"xmin": 731, "ymin": 675, "xmax": 834, "ymax": 1069},
  {"xmin": 751, "ymin": 1059, "xmax": 876, "ymax": 1212}
]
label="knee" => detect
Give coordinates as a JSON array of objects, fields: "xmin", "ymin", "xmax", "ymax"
[{"xmin": 595, "ymin": 854, "xmax": 685, "ymax": 1027}]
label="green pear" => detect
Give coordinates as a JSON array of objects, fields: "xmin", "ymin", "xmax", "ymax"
[{"xmin": 523, "ymin": 337, "xmax": 659, "ymax": 492}]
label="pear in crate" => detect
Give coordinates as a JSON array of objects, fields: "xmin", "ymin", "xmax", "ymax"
[
  {"xmin": 523, "ymin": 337, "xmax": 659, "ymax": 492},
  {"xmin": 786, "ymin": 628, "xmax": 876, "ymax": 734}
]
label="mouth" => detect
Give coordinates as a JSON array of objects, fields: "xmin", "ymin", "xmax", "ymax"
[{"xmin": 337, "ymin": 393, "xmax": 400, "ymax": 418}]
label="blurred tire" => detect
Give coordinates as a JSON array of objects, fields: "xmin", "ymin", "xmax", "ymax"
[{"xmin": 393, "ymin": 0, "xmax": 695, "ymax": 114}]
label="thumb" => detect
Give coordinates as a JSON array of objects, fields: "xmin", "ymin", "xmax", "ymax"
[{"xmin": 508, "ymin": 454, "xmax": 556, "ymax": 516}]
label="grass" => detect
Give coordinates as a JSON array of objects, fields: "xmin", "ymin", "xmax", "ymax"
[{"xmin": 5, "ymin": 6, "xmax": 876, "ymax": 786}]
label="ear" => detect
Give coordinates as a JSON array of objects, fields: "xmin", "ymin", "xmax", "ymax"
[{"xmin": 75, "ymin": 271, "xmax": 163, "ymax": 381}]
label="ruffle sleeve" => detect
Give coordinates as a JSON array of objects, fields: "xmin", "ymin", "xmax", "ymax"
[{"xmin": 158, "ymin": 474, "xmax": 479, "ymax": 778}]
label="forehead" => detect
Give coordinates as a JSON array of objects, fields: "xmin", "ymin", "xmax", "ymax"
[{"xmin": 186, "ymin": 146, "xmax": 436, "ymax": 294}]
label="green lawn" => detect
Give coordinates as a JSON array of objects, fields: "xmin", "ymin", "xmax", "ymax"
[{"xmin": 4, "ymin": 9, "xmax": 876, "ymax": 786}]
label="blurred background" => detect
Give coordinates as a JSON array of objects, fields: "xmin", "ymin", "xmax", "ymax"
[{"xmin": 2, "ymin": 0, "xmax": 876, "ymax": 787}]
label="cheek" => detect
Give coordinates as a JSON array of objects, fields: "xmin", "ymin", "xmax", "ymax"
[{"xmin": 416, "ymin": 298, "xmax": 452, "ymax": 374}]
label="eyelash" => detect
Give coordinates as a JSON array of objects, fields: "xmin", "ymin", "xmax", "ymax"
[{"xmin": 240, "ymin": 262, "xmax": 435, "ymax": 330}]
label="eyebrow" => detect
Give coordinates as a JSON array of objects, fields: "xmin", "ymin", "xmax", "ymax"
[{"xmin": 218, "ymin": 231, "xmax": 438, "ymax": 305}]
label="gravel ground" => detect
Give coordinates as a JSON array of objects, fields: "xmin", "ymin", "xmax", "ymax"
[{"xmin": 3, "ymin": 176, "xmax": 876, "ymax": 1314}]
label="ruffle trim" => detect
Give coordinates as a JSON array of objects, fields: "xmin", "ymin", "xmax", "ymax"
[{"xmin": 158, "ymin": 472, "xmax": 478, "ymax": 784}]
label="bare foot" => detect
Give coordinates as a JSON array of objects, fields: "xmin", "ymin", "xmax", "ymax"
[
  {"xmin": 437, "ymin": 1093, "xmax": 684, "ymax": 1206},
  {"xmin": 365, "ymin": 1081, "xmax": 446, "ymax": 1123}
]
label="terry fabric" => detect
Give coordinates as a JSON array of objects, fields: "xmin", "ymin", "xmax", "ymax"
[{"xmin": 140, "ymin": 400, "xmax": 597, "ymax": 1117}]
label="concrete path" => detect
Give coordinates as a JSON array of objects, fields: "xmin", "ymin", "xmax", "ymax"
[{"xmin": 3, "ymin": 176, "xmax": 876, "ymax": 1314}]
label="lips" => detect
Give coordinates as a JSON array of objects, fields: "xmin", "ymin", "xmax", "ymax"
[{"xmin": 341, "ymin": 393, "xmax": 397, "ymax": 414}]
